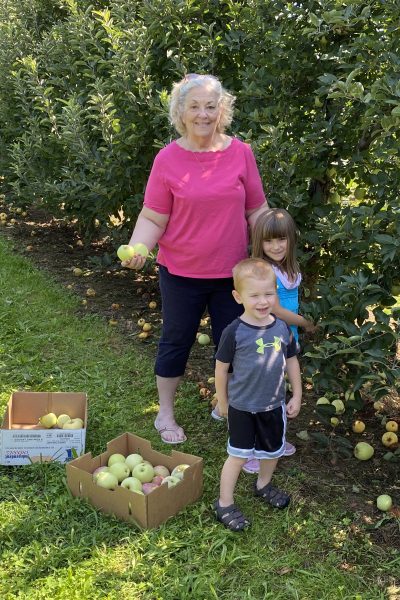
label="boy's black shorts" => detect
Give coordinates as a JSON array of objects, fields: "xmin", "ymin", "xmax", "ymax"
[{"xmin": 227, "ymin": 404, "xmax": 287, "ymax": 460}]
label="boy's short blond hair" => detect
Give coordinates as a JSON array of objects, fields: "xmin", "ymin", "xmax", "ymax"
[{"xmin": 233, "ymin": 258, "xmax": 276, "ymax": 292}]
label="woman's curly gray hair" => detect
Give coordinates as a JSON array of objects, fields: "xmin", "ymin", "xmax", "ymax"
[{"xmin": 169, "ymin": 74, "xmax": 236, "ymax": 136}]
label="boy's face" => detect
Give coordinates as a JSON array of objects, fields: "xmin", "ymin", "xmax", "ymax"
[{"xmin": 232, "ymin": 276, "xmax": 277, "ymax": 323}]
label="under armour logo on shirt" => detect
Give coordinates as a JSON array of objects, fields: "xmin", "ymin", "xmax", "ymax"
[{"xmin": 255, "ymin": 336, "xmax": 282, "ymax": 354}]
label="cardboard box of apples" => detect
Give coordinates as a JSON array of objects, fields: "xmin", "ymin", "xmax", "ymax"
[
  {"xmin": 66, "ymin": 432, "xmax": 203, "ymax": 529},
  {"xmin": 0, "ymin": 391, "xmax": 87, "ymax": 465}
]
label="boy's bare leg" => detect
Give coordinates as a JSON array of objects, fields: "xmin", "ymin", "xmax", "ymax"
[
  {"xmin": 256, "ymin": 458, "xmax": 279, "ymax": 490},
  {"xmin": 219, "ymin": 456, "xmax": 247, "ymax": 506}
]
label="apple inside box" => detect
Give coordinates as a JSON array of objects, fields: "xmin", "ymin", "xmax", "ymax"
[
  {"xmin": 66, "ymin": 432, "xmax": 203, "ymax": 529},
  {"xmin": 0, "ymin": 391, "xmax": 87, "ymax": 465}
]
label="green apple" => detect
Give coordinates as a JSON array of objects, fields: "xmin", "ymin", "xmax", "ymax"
[
  {"xmin": 57, "ymin": 413, "xmax": 71, "ymax": 428},
  {"xmin": 354, "ymin": 441, "xmax": 374, "ymax": 460},
  {"xmin": 63, "ymin": 417, "xmax": 84, "ymax": 429},
  {"xmin": 109, "ymin": 462, "xmax": 131, "ymax": 482},
  {"xmin": 382, "ymin": 432, "xmax": 398, "ymax": 447},
  {"xmin": 354, "ymin": 187, "xmax": 365, "ymax": 200},
  {"xmin": 344, "ymin": 390, "xmax": 355, "ymax": 401},
  {"xmin": 108, "ymin": 453, "xmax": 126, "ymax": 467},
  {"xmin": 117, "ymin": 245, "xmax": 135, "ymax": 262},
  {"xmin": 161, "ymin": 475, "xmax": 181, "ymax": 488},
  {"xmin": 198, "ymin": 334, "xmax": 211, "ymax": 346},
  {"xmin": 120, "ymin": 476, "xmax": 143, "ymax": 492},
  {"xmin": 171, "ymin": 464, "xmax": 190, "ymax": 480},
  {"xmin": 125, "ymin": 453, "xmax": 144, "ymax": 472},
  {"xmin": 391, "ymin": 284, "xmax": 400, "ymax": 296},
  {"xmin": 132, "ymin": 462, "xmax": 155, "ymax": 483},
  {"xmin": 316, "ymin": 397, "xmax": 330, "ymax": 405},
  {"xmin": 132, "ymin": 243, "xmax": 149, "ymax": 258},
  {"xmin": 39, "ymin": 412, "xmax": 57, "ymax": 428},
  {"xmin": 376, "ymin": 494, "xmax": 392, "ymax": 512},
  {"xmin": 92, "ymin": 466, "xmax": 109, "ymax": 482},
  {"xmin": 332, "ymin": 399, "xmax": 345, "ymax": 415},
  {"xmin": 95, "ymin": 471, "xmax": 119, "ymax": 490}
]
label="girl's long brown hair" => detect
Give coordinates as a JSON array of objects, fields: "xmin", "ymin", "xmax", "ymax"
[{"xmin": 251, "ymin": 208, "xmax": 300, "ymax": 281}]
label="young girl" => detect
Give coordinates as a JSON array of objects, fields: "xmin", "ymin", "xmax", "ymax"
[{"xmin": 241, "ymin": 207, "xmax": 316, "ymax": 474}]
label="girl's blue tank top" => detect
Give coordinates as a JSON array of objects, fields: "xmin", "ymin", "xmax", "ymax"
[{"xmin": 276, "ymin": 275, "xmax": 299, "ymax": 342}]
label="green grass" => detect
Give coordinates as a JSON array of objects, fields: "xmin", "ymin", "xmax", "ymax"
[{"xmin": 0, "ymin": 236, "xmax": 398, "ymax": 600}]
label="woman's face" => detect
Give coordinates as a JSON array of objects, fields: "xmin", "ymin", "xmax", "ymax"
[{"xmin": 181, "ymin": 84, "xmax": 221, "ymax": 142}]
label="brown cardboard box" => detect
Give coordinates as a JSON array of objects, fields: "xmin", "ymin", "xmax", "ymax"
[
  {"xmin": 0, "ymin": 391, "xmax": 87, "ymax": 465},
  {"xmin": 66, "ymin": 432, "xmax": 203, "ymax": 529}
]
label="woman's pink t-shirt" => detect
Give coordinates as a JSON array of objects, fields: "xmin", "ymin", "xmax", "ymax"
[{"xmin": 144, "ymin": 138, "xmax": 266, "ymax": 278}]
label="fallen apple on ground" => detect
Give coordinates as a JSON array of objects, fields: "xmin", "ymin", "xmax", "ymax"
[
  {"xmin": 331, "ymin": 399, "xmax": 345, "ymax": 415},
  {"xmin": 382, "ymin": 432, "xmax": 398, "ymax": 447},
  {"xmin": 39, "ymin": 412, "xmax": 57, "ymax": 428},
  {"xmin": 354, "ymin": 442, "xmax": 374, "ymax": 460},
  {"xmin": 316, "ymin": 397, "xmax": 330, "ymax": 405},
  {"xmin": 385, "ymin": 421, "xmax": 398, "ymax": 433},
  {"xmin": 198, "ymin": 334, "xmax": 211, "ymax": 346},
  {"xmin": 352, "ymin": 420, "xmax": 366, "ymax": 433},
  {"xmin": 376, "ymin": 494, "xmax": 393, "ymax": 511}
]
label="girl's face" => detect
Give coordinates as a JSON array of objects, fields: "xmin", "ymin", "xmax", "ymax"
[{"xmin": 262, "ymin": 237, "xmax": 288, "ymax": 264}]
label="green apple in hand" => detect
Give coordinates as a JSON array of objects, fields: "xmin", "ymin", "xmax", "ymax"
[
  {"xmin": 117, "ymin": 245, "xmax": 135, "ymax": 262},
  {"xmin": 132, "ymin": 243, "xmax": 149, "ymax": 258}
]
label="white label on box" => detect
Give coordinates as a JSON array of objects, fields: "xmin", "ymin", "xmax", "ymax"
[{"xmin": 0, "ymin": 429, "xmax": 86, "ymax": 465}]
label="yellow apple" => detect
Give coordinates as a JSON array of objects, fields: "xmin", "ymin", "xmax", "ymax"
[
  {"xmin": 385, "ymin": 421, "xmax": 398, "ymax": 433},
  {"xmin": 39, "ymin": 412, "xmax": 57, "ymax": 428},
  {"xmin": 352, "ymin": 420, "xmax": 366, "ymax": 433},
  {"xmin": 382, "ymin": 432, "xmax": 398, "ymax": 447},
  {"xmin": 57, "ymin": 413, "xmax": 71, "ymax": 428}
]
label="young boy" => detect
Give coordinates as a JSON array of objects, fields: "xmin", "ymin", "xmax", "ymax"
[{"xmin": 214, "ymin": 258, "xmax": 302, "ymax": 531}]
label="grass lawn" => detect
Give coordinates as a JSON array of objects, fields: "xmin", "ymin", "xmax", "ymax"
[{"xmin": 0, "ymin": 236, "xmax": 398, "ymax": 600}]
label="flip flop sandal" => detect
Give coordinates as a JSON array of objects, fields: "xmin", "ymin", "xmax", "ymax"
[
  {"xmin": 254, "ymin": 482, "xmax": 291, "ymax": 509},
  {"xmin": 214, "ymin": 500, "xmax": 251, "ymax": 532},
  {"xmin": 154, "ymin": 421, "xmax": 187, "ymax": 445}
]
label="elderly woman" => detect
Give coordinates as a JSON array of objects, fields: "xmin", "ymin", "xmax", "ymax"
[{"xmin": 123, "ymin": 73, "xmax": 268, "ymax": 443}]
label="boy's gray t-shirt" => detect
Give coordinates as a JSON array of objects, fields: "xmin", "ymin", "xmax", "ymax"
[{"xmin": 215, "ymin": 316, "xmax": 298, "ymax": 412}]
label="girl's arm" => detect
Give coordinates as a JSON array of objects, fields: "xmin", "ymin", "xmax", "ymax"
[
  {"xmin": 286, "ymin": 356, "xmax": 302, "ymax": 418},
  {"xmin": 246, "ymin": 202, "xmax": 269, "ymax": 230},
  {"xmin": 274, "ymin": 301, "xmax": 317, "ymax": 332},
  {"xmin": 215, "ymin": 360, "xmax": 230, "ymax": 418},
  {"xmin": 123, "ymin": 207, "xmax": 170, "ymax": 270}
]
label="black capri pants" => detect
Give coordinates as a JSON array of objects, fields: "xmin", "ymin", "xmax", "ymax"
[{"xmin": 155, "ymin": 265, "xmax": 243, "ymax": 378}]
